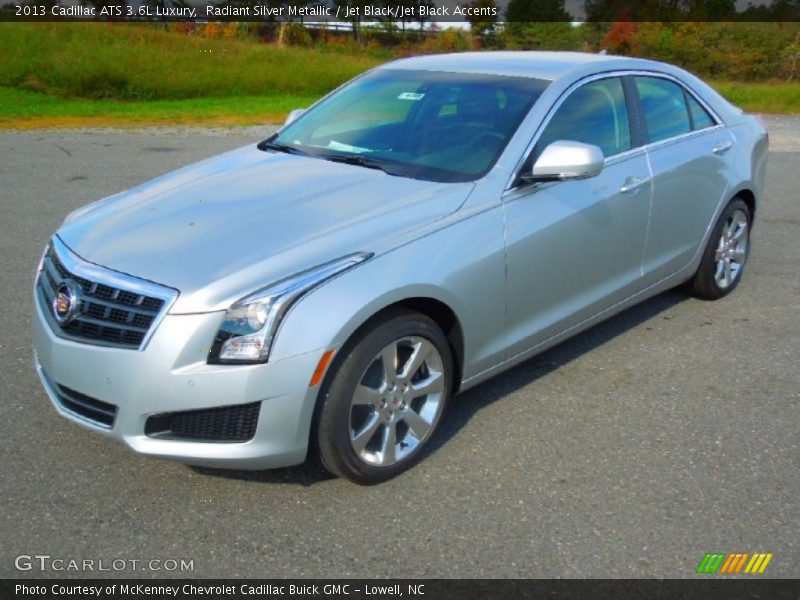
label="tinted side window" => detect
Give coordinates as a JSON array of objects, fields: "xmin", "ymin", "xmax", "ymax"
[
  {"xmin": 538, "ymin": 78, "xmax": 631, "ymax": 158},
  {"xmin": 686, "ymin": 93, "xmax": 716, "ymax": 130},
  {"xmin": 635, "ymin": 77, "xmax": 691, "ymax": 142}
]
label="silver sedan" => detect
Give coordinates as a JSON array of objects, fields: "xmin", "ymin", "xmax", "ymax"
[{"xmin": 32, "ymin": 52, "xmax": 768, "ymax": 483}]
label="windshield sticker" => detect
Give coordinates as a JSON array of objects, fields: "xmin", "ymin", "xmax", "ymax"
[
  {"xmin": 398, "ymin": 92, "xmax": 425, "ymax": 101},
  {"xmin": 327, "ymin": 140, "xmax": 372, "ymax": 154}
]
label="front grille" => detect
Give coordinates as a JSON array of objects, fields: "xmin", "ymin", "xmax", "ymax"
[
  {"xmin": 36, "ymin": 241, "xmax": 173, "ymax": 350},
  {"xmin": 39, "ymin": 367, "xmax": 118, "ymax": 428},
  {"xmin": 145, "ymin": 402, "xmax": 261, "ymax": 443}
]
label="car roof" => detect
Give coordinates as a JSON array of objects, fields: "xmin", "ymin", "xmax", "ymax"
[{"xmin": 379, "ymin": 51, "xmax": 659, "ymax": 81}]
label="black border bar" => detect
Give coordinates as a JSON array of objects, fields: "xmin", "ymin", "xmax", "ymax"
[
  {"xmin": 3, "ymin": 0, "xmax": 800, "ymax": 23},
  {"xmin": 2, "ymin": 579, "xmax": 800, "ymax": 600}
]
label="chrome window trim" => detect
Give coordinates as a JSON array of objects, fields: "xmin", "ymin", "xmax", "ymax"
[
  {"xmin": 505, "ymin": 69, "xmax": 726, "ymax": 191},
  {"xmin": 636, "ymin": 122, "xmax": 725, "ymax": 153},
  {"xmin": 41, "ymin": 236, "xmax": 179, "ymax": 351}
]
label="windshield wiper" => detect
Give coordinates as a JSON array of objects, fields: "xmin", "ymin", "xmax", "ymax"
[
  {"xmin": 322, "ymin": 153, "xmax": 402, "ymax": 176},
  {"xmin": 257, "ymin": 140, "xmax": 307, "ymax": 156}
]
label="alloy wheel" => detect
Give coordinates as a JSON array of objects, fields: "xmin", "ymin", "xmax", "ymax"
[
  {"xmin": 713, "ymin": 208, "xmax": 749, "ymax": 289},
  {"xmin": 348, "ymin": 336, "xmax": 445, "ymax": 467}
]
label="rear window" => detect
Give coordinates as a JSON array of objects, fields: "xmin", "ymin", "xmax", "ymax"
[
  {"xmin": 686, "ymin": 93, "xmax": 716, "ymax": 130},
  {"xmin": 635, "ymin": 77, "xmax": 691, "ymax": 143}
]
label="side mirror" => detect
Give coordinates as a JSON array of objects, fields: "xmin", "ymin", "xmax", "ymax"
[
  {"xmin": 283, "ymin": 108, "xmax": 305, "ymax": 127},
  {"xmin": 530, "ymin": 140, "xmax": 604, "ymax": 181}
]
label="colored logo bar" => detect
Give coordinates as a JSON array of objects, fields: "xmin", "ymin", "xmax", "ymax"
[{"xmin": 697, "ymin": 552, "xmax": 773, "ymax": 574}]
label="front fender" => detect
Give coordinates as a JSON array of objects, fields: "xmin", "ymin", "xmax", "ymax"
[{"xmin": 269, "ymin": 204, "xmax": 508, "ymax": 383}]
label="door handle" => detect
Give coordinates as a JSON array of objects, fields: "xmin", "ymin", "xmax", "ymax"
[
  {"xmin": 712, "ymin": 141, "xmax": 734, "ymax": 155},
  {"xmin": 620, "ymin": 176, "xmax": 650, "ymax": 194}
]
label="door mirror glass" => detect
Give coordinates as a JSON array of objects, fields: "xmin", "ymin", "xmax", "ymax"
[
  {"xmin": 283, "ymin": 108, "xmax": 305, "ymax": 127},
  {"xmin": 530, "ymin": 140, "xmax": 605, "ymax": 181}
]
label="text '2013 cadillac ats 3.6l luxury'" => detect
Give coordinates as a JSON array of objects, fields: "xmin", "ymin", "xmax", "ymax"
[{"xmin": 33, "ymin": 52, "xmax": 768, "ymax": 483}]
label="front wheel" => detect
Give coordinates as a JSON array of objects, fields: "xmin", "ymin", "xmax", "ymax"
[
  {"xmin": 686, "ymin": 198, "xmax": 751, "ymax": 300},
  {"xmin": 315, "ymin": 309, "xmax": 453, "ymax": 484}
]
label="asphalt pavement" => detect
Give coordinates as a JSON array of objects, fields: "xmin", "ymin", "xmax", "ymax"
[{"xmin": 0, "ymin": 119, "xmax": 797, "ymax": 578}]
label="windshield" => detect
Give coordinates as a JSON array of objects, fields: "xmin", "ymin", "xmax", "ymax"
[{"xmin": 267, "ymin": 69, "xmax": 550, "ymax": 183}]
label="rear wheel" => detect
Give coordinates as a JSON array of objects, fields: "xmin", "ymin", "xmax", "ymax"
[
  {"xmin": 686, "ymin": 198, "xmax": 751, "ymax": 300},
  {"xmin": 315, "ymin": 309, "xmax": 452, "ymax": 484}
]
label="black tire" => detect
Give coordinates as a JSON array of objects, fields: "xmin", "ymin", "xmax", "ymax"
[
  {"xmin": 685, "ymin": 198, "xmax": 752, "ymax": 300},
  {"xmin": 315, "ymin": 309, "xmax": 453, "ymax": 484}
]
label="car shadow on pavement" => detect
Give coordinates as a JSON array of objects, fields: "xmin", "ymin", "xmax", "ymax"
[
  {"xmin": 190, "ymin": 460, "xmax": 336, "ymax": 487},
  {"xmin": 423, "ymin": 289, "xmax": 688, "ymax": 461},
  {"xmin": 191, "ymin": 289, "xmax": 687, "ymax": 487}
]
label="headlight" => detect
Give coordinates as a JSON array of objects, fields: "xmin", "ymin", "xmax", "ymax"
[
  {"xmin": 36, "ymin": 243, "xmax": 50, "ymax": 277},
  {"xmin": 208, "ymin": 253, "xmax": 371, "ymax": 364},
  {"xmin": 34, "ymin": 242, "xmax": 50, "ymax": 292}
]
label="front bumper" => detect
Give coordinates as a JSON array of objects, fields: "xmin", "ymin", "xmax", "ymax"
[{"xmin": 32, "ymin": 294, "xmax": 327, "ymax": 470}]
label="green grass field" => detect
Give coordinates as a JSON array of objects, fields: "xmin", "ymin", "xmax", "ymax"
[
  {"xmin": 0, "ymin": 23, "xmax": 380, "ymax": 100},
  {"xmin": 0, "ymin": 23, "xmax": 797, "ymax": 128},
  {"xmin": 711, "ymin": 81, "xmax": 800, "ymax": 115},
  {"xmin": 0, "ymin": 87, "xmax": 322, "ymax": 127}
]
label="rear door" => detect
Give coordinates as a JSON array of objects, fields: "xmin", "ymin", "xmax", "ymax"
[
  {"xmin": 503, "ymin": 76, "xmax": 652, "ymax": 358},
  {"xmin": 634, "ymin": 75, "xmax": 735, "ymax": 283}
]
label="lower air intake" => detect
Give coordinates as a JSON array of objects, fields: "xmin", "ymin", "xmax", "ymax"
[{"xmin": 145, "ymin": 402, "xmax": 261, "ymax": 443}]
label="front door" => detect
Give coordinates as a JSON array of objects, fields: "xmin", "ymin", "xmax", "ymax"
[{"xmin": 503, "ymin": 76, "xmax": 652, "ymax": 358}]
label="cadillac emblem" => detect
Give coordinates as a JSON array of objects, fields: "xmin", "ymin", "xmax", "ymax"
[{"xmin": 52, "ymin": 280, "xmax": 82, "ymax": 325}]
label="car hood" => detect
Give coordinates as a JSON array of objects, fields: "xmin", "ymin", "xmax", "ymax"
[{"xmin": 58, "ymin": 145, "xmax": 472, "ymax": 314}]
